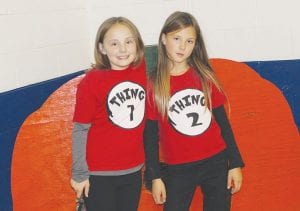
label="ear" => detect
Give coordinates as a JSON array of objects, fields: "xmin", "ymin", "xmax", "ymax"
[
  {"xmin": 99, "ymin": 43, "xmax": 107, "ymax": 54},
  {"xmin": 162, "ymin": 33, "xmax": 166, "ymax": 45}
]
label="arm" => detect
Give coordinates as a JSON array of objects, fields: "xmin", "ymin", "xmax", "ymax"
[
  {"xmin": 70, "ymin": 122, "xmax": 91, "ymax": 198},
  {"xmin": 143, "ymin": 119, "xmax": 166, "ymax": 204},
  {"xmin": 213, "ymin": 105, "xmax": 244, "ymax": 169},
  {"xmin": 143, "ymin": 120, "xmax": 160, "ymax": 180},
  {"xmin": 213, "ymin": 105, "xmax": 244, "ymax": 193}
]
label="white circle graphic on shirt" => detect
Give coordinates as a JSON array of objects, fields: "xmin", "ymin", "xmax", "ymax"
[
  {"xmin": 107, "ymin": 81, "xmax": 145, "ymax": 129},
  {"xmin": 168, "ymin": 89, "xmax": 211, "ymax": 136}
]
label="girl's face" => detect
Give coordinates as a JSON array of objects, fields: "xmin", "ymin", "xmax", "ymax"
[
  {"xmin": 100, "ymin": 24, "xmax": 137, "ymax": 70},
  {"xmin": 162, "ymin": 26, "xmax": 196, "ymax": 68}
]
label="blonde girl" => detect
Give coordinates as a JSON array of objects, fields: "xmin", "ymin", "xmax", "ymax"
[{"xmin": 71, "ymin": 17, "xmax": 146, "ymax": 211}]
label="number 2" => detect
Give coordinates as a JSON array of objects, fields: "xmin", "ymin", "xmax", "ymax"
[{"xmin": 186, "ymin": 112, "xmax": 202, "ymax": 127}]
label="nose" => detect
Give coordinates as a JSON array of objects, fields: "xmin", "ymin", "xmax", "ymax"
[
  {"xmin": 119, "ymin": 43, "xmax": 127, "ymax": 52},
  {"xmin": 179, "ymin": 41, "xmax": 186, "ymax": 50}
]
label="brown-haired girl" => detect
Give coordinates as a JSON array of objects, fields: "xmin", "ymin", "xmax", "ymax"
[{"xmin": 144, "ymin": 11, "xmax": 244, "ymax": 211}]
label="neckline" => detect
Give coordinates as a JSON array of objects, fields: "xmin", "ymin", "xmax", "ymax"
[
  {"xmin": 170, "ymin": 67, "xmax": 191, "ymax": 77},
  {"xmin": 110, "ymin": 64, "xmax": 132, "ymax": 72}
]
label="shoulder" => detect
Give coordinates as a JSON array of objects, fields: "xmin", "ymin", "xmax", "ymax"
[
  {"xmin": 85, "ymin": 68, "xmax": 104, "ymax": 78},
  {"xmin": 131, "ymin": 59, "xmax": 147, "ymax": 79},
  {"xmin": 211, "ymin": 82, "xmax": 224, "ymax": 96},
  {"xmin": 211, "ymin": 83, "xmax": 226, "ymax": 107},
  {"xmin": 81, "ymin": 68, "xmax": 103, "ymax": 82},
  {"xmin": 134, "ymin": 57, "xmax": 146, "ymax": 71},
  {"xmin": 77, "ymin": 68, "xmax": 104, "ymax": 90}
]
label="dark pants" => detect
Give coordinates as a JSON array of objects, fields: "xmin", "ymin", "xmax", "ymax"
[
  {"xmin": 164, "ymin": 151, "xmax": 231, "ymax": 211},
  {"xmin": 85, "ymin": 170, "xmax": 142, "ymax": 211}
]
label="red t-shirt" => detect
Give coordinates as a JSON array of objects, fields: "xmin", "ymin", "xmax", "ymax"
[
  {"xmin": 147, "ymin": 67, "xmax": 227, "ymax": 164},
  {"xmin": 73, "ymin": 60, "xmax": 146, "ymax": 171}
]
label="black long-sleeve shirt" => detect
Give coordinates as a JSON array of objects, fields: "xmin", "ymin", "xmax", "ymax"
[{"xmin": 143, "ymin": 105, "xmax": 245, "ymax": 181}]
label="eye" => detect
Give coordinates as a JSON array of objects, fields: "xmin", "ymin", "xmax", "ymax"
[
  {"xmin": 126, "ymin": 38, "xmax": 135, "ymax": 44},
  {"xmin": 187, "ymin": 40, "xmax": 194, "ymax": 44},
  {"xmin": 174, "ymin": 37, "xmax": 180, "ymax": 41},
  {"xmin": 111, "ymin": 42, "xmax": 118, "ymax": 46}
]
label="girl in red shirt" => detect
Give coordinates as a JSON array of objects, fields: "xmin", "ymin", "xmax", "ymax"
[
  {"xmin": 70, "ymin": 17, "xmax": 146, "ymax": 211},
  {"xmin": 144, "ymin": 11, "xmax": 244, "ymax": 211}
]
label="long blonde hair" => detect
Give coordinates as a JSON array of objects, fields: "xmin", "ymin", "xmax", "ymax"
[
  {"xmin": 151, "ymin": 11, "xmax": 224, "ymax": 117},
  {"xmin": 93, "ymin": 17, "xmax": 144, "ymax": 70}
]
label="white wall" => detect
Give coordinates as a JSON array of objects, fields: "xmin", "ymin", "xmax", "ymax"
[
  {"xmin": 1, "ymin": 0, "xmax": 300, "ymax": 92},
  {"xmin": 0, "ymin": 0, "xmax": 90, "ymax": 92}
]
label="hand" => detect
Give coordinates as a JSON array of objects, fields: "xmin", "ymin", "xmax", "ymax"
[
  {"xmin": 227, "ymin": 167, "xmax": 243, "ymax": 194},
  {"xmin": 70, "ymin": 178, "xmax": 90, "ymax": 198},
  {"xmin": 152, "ymin": 178, "xmax": 166, "ymax": 204}
]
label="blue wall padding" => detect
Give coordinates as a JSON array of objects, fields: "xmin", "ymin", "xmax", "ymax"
[
  {"xmin": 246, "ymin": 60, "xmax": 300, "ymax": 131},
  {"xmin": 0, "ymin": 71, "xmax": 84, "ymax": 211}
]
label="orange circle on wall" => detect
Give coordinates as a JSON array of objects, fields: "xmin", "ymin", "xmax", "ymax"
[{"xmin": 11, "ymin": 59, "xmax": 300, "ymax": 210}]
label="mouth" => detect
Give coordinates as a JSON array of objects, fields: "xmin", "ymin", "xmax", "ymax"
[
  {"xmin": 176, "ymin": 53, "xmax": 184, "ymax": 57},
  {"xmin": 117, "ymin": 55, "xmax": 130, "ymax": 60}
]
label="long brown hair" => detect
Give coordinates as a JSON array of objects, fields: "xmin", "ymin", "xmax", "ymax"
[
  {"xmin": 93, "ymin": 17, "xmax": 144, "ymax": 70},
  {"xmin": 152, "ymin": 11, "xmax": 224, "ymax": 117}
]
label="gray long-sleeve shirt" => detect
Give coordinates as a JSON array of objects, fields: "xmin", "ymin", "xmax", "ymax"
[{"xmin": 71, "ymin": 123, "xmax": 143, "ymax": 182}]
